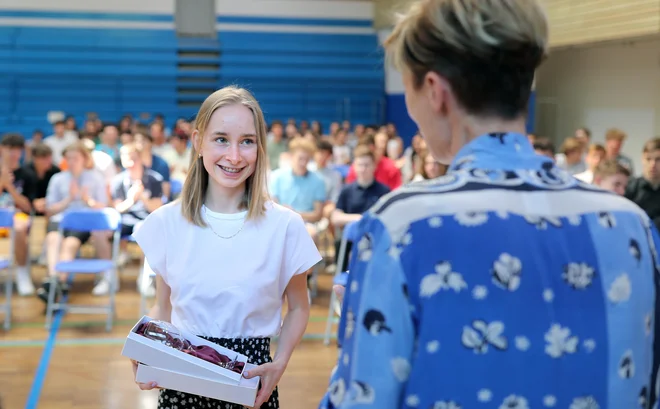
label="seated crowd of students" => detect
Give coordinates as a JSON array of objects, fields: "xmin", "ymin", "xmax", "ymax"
[
  {"xmin": 1, "ymin": 113, "xmax": 193, "ymax": 300},
  {"xmin": 4, "ymin": 115, "xmax": 659, "ymax": 305},
  {"xmin": 530, "ymin": 128, "xmax": 660, "ymax": 231}
]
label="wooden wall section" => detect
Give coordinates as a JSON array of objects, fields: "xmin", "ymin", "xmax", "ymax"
[
  {"xmin": 543, "ymin": 0, "xmax": 660, "ymax": 47},
  {"xmin": 375, "ymin": 0, "xmax": 660, "ymax": 47}
]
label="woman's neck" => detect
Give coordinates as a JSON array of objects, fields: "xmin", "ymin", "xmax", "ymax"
[
  {"xmin": 459, "ymin": 115, "xmax": 528, "ymax": 146},
  {"xmin": 204, "ymin": 182, "xmax": 246, "ymax": 214}
]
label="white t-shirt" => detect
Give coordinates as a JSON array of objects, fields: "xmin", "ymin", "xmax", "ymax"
[
  {"xmin": 133, "ymin": 200, "xmax": 322, "ymax": 338},
  {"xmin": 44, "ymin": 133, "xmax": 78, "ymax": 165},
  {"xmin": 91, "ymin": 149, "xmax": 117, "ymax": 185}
]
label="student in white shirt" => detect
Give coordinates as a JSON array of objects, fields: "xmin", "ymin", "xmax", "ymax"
[{"xmin": 131, "ymin": 86, "xmax": 321, "ymax": 409}]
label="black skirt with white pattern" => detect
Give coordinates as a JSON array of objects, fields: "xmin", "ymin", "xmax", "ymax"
[{"xmin": 158, "ymin": 337, "xmax": 279, "ymax": 409}]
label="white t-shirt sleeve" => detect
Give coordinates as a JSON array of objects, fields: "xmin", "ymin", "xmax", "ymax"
[
  {"xmin": 280, "ymin": 212, "xmax": 322, "ymax": 290},
  {"xmin": 132, "ymin": 209, "xmax": 168, "ymax": 283}
]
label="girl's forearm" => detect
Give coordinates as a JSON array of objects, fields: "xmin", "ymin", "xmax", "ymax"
[{"xmin": 273, "ymin": 305, "xmax": 309, "ymax": 364}]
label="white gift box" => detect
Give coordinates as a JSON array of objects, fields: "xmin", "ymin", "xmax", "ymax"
[{"xmin": 121, "ymin": 316, "xmax": 259, "ymax": 406}]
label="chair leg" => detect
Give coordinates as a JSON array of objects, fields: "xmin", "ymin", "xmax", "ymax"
[
  {"xmin": 323, "ymin": 290, "xmax": 338, "ymax": 346},
  {"xmin": 3, "ymin": 268, "xmax": 12, "ymax": 331},
  {"xmin": 45, "ymin": 276, "xmax": 58, "ymax": 330},
  {"xmin": 107, "ymin": 269, "xmax": 116, "ymax": 332}
]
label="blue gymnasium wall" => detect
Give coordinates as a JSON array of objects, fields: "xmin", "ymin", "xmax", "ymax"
[
  {"xmin": 0, "ymin": 9, "xmax": 178, "ymax": 137},
  {"xmin": 0, "ymin": 1, "xmax": 383, "ymax": 137},
  {"xmin": 218, "ymin": 23, "xmax": 385, "ymax": 129}
]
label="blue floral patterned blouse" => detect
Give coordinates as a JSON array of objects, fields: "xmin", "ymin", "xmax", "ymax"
[{"xmin": 319, "ymin": 132, "xmax": 660, "ymax": 409}]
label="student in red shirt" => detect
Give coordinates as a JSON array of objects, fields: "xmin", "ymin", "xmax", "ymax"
[{"xmin": 345, "ymin": 134, "xmax": 402, "ymax": 190}]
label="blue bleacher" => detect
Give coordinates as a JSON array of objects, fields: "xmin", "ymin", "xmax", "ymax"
[
  {"xmin": 0, "ymin": 23, "xmax": 385, "ymax": 135},
  {"xmin": 218, "ymin": 31, "xmax": 385, "ymax": 126},
  {"xmin": 0, "ymin": 26, "xmax": 179, "ymax": 135}
]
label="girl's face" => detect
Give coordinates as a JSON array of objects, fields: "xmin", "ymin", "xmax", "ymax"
[
  {"xmin": 424, "ymin": 153, "xmax": 445, "ymax": 179},
  {"xmin": 193, "ymin": 104, "xmax": 258, "ymax": 192}
]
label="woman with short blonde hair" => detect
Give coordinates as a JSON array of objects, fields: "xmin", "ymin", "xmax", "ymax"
[
  {"xmin": 132, "ymin": 86, "xmax": 321, "ymax": 409},
  {"xmin": 319, "ymin": 1, "xmax": 659, "ymax": 409}
]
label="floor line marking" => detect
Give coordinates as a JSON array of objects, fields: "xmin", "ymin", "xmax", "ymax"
[
  {"xmin": 24, "ymin": 284, "xmax": 69, "ymax": 409},
  {"xmin": 1, "ymin": 333, "xmax": 337, "ymax": 348}
]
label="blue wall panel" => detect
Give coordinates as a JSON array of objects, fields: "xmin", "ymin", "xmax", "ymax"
[
  {"xmin": 218, "ymin": 31, "xmax": 384, "ymax": 129},
  {"xmin": 0, "ymin": 11, "xmax": 385, "ymax": 136},
  {"xmin": 0, "ymin": 25, "xmax": 179, "ymax": 135}
]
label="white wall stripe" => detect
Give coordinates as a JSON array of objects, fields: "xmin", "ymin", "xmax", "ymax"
[
  {"xmin": 0, "ymin": 0, "xmax": 174, "ymax": 14},
  {"xmin": 376, "ymin": 188, "xmax": 649, "ymax": 240},
  {"xmin": 216, "ymin": 0, "xmax": 373, "ymax": 20},
  {"xmin": 378, "ymin": 28, "xmax": 405, "ymax": 94},
  {"xmin": 0, "ymin": 18, "xmax": 174, "ymax": 29},
  {"xmin": 216, "ymin": 23, "xmax": 375, "ymax": 35}
]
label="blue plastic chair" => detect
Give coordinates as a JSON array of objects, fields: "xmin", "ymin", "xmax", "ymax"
[
  {"xmin": 45, "ymin": 208, "xmax": 122, "ymax": 332},
  {"xmin": 333, "ymin": 164, "xmax": 350, "ymax": 179},
  {"xmin": 324, "ymin": 221, "xmax": 361, "ymax": 345},
  {"xmin": 170, "ymin": 179, "xmax": 183, "ymax": 197},
  {"xmin": 0, "ymin": 208, "xmax": 14, "ymax": 331}
]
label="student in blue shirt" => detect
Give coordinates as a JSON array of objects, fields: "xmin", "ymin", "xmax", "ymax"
[{"xmin": 320, "ymin": 1, "xmax": 660, "ymax": 409}]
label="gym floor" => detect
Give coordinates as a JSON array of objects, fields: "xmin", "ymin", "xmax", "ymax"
[{"xmin": 0, "ymin": 221, "xmax": 339, "ymax": 409}]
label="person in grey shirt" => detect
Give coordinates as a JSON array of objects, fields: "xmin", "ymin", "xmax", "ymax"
[{"xmin": 36, "ymin": 141, "xmax": 111, "ymax": 303}]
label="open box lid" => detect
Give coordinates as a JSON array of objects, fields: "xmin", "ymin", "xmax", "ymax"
[{"xmin": 121, "ymin": 316, "xmax": 248, "ymax": 383}]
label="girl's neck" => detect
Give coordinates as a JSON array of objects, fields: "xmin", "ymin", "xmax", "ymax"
[
  {"xmin": 204, "ymin": 182, "xmax": 246, "ymax": 214},
  {"xmin": 70, "ymin": 169, "xmax": 83, "ymax": 178}
]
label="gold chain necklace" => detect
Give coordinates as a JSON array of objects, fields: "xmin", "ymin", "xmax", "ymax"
[{"xmin": 204, "ymin": 207, "xmax": 245, "ymax": 239}]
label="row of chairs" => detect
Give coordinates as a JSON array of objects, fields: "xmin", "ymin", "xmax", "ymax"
[
  {"xmin": 323, "ymin": 220, "xmax": 359, "ymax": 345},
  {"xmin": 1, "ymin": 202, "xmax": 358, "ymax": 342},
  {"xmin": 0, "ymin": 207, "xmax": 123, "ymax": 332}
]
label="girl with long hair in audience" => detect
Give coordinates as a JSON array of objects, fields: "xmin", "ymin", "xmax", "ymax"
[
  {"xmin": 411, "ymin": 149, "xmax": 448, "ymax": 181},
  {"xmin": 131, "ymin": 86, "xmax": 321, "ymax": 409}
]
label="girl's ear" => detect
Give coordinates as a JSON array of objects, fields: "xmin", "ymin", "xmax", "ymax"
[{"xmin": 191, "ymin": 129, "xmax": 201, "ymax": 155}]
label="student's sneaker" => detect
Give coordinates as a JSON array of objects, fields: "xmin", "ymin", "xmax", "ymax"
[
  {"xmin": 15, "ymin": 267, "xmax": 35, "ymax": 296},
  {"xmin": 36, "ymin": 279, "xmax": 70, "ymax": 304},
  {"xmin": 92, "ymin": 275, "xmax": 120, "ymax": 296},
  {"xmin": 117, "ymin": 251, "xmax": 130, "ymax": 267}
]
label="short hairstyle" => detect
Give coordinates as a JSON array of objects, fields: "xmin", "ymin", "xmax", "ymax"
[
  {"xmin": 288, "ymin": 137, "xmax": 316, "ymax": 155},
  {"xmin": 383, "ymin": 0, "xmax": 548, "ymax": 119},
  {"xmin": 588, "ymin": 143, "xmax": 606, "ymax": 155},
  {"xmin": 359, "ymin": 134, "xmax": 376, "ymax": 147},
  {"xmin": 31, "ymin": 143, "xmax": 52, "ymax": 158},
  {"xmin": 353, "ymin": 144, "xmax": 375, "ymax": 162},
  {"xmin": 63, "ymin": 140, "xmax": 93, "ymax": 165},
  {"xmin": 150, "ymin": 122, "xmax": 164, "ymax": 132},
  {"xmin": 577, "ymin": 127, "xmax": 591, "ymax": 138},
  {"xmin": 594, "ymin": 159, "xmax": 631, "ymax": 179},
  {"xmin": 135, "ymin": 131, "xmax": 153, "ymax": 143},
  {"xmin": 642, "ymin": 137, "xmax": 660, "ymax": 153},
  {"xmin": 0, "ymin": 133, "xmax": 25, "ymax": 148},
  {"xmin": 81, "ymin": 138, "xmax": 96, "ymax": 152},
  {"xmin": 269, "ymin": 120, "xmax": 283, "ymax": 131},
  {"xmin": 533, "ymin": 137, "xmax": 555, "ymax": 155},
  {"xmin": 316, "ymin": 140, "xmax": 333, "ymax": 154},
  {"xmin": 181, "ymin": 86, "xmax": 269, "ymax": 225},
  {"xmin": 560, "ymin": 137, "xmax": 582, "ymax": 155},
  {"xmin": 120, "ymin": 142, "xmax": 143, "ymax": 156},
  {"xmin": 605, "ymin": 128, "xmax": 627, "ymax": 142}
]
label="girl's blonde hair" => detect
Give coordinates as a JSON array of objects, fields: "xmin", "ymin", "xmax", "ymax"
[{"xmin": 181, "ymin": 86, "xmax": 270, "ymax": 226}]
